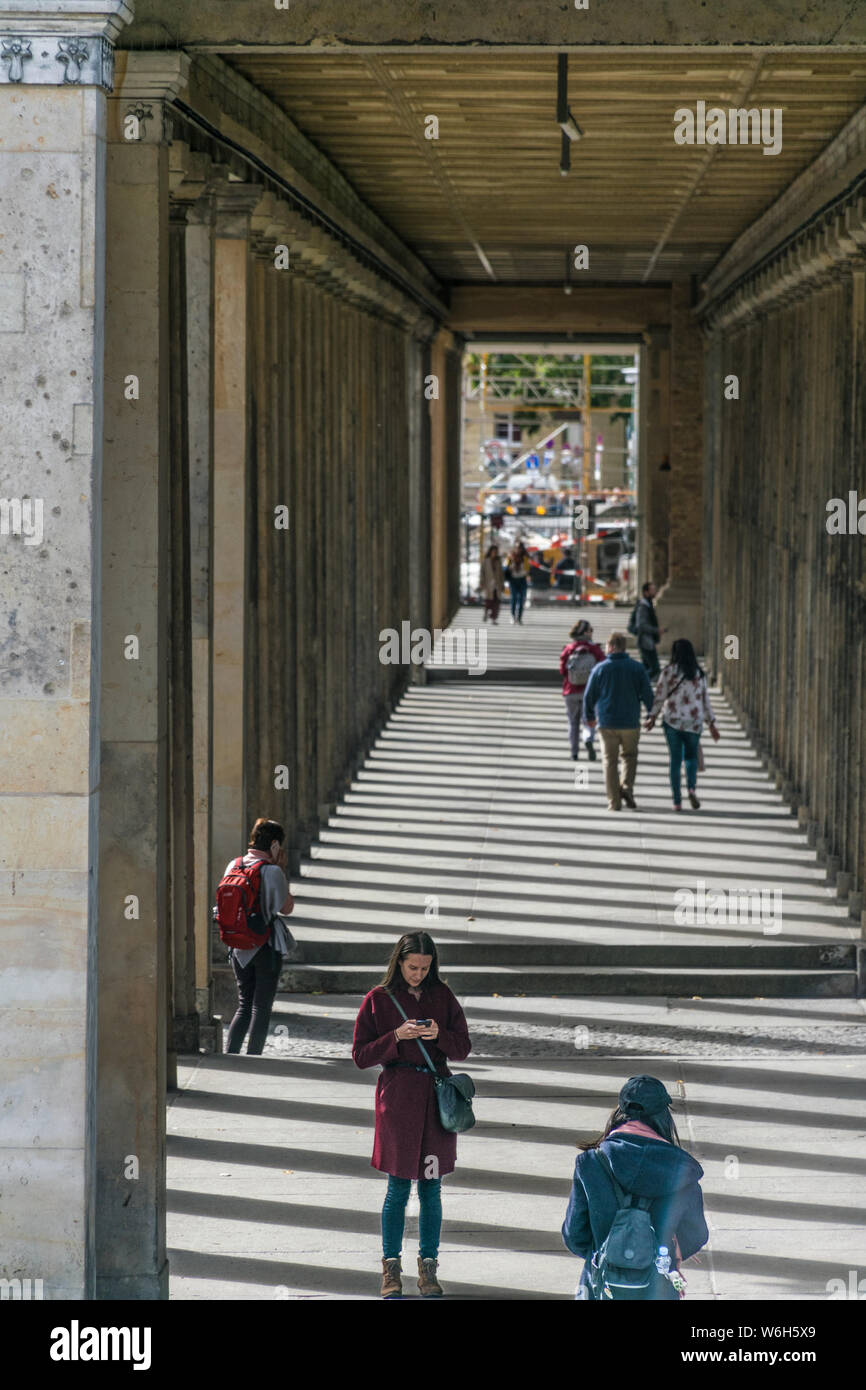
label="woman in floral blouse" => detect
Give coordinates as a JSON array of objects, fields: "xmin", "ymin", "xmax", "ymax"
[{"xmin": 645, "ymin": 639, "xmax": 720, "ymax": 811}]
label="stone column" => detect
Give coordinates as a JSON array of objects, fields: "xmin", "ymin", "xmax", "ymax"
[
  {"xmin": 656, "ymin": 280, "xmax": 704, "ymax": 651},
  {"xmin": 407, "ymin": 316, "xmax": 434, "ymax": 681},
  {"xmin": 638, "ymin": 323, "xmax": 671, "ymax": 593},
  {"xmin": 211, "ymin": 184, "xmax": 258, "ymax": 877},
  {"xmin": 0, "ymin": 0, "xmax": 130, "ymax": 1301},
  {"xmin": 97, "ymin": 47, "xmax": 189, "ymax": 1300},
  {"xmin": 183, "ymin": 189, "xmax": 219, "ymax": 1044}
]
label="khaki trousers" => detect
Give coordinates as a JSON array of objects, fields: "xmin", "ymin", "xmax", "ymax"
[{"xmin": 599, "ymin": 727, "xmax": 640, "ymax": 808}]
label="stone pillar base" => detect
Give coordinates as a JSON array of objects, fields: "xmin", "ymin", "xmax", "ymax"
[
  {"xmin": 655, "ymin": 581, "xmax": 704, "ymax": 655},
  {"xmin": 172, "ymin": 1012, "xmax": 202, "ymax": 1054},
  {"xmin": 96, "ymin": 1262, "xmax": 169, "ymax": 1302}
]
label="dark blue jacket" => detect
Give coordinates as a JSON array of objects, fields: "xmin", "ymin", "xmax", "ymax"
[
  {"xmin": 582, "ymin": 650, "xmax": 653, "ymax": 728},
  {"xmin": 562, "ymin": 1131, "xmax": 708, "ymax": 1298}
]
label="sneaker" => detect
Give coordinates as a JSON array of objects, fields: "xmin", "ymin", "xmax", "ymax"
[
  {"xmin": 688, "ymin": 789, "xmax": 701, "ymax": 810},
  {"xmin": 673, "ymin": 803, "xmax": 682, "ymax": 813},
  {"xmin": 620, "ymin": 785, "xmax": 637, "ymax": 810},
  {"xmin": 608, "ymin": 802, "xmax": 622, "ymax": 812}
]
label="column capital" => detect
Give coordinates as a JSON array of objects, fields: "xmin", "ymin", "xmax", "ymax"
[
  {"xmin": 212, "ymin": 180, "xmax": 265, "ymax": 238},
  {"xmin": 113, "ymin": 48, "xmax": 189, "ymax": 101},
  {"xmin": 107, "ymin": 51, "xmax": 191, "ymax": 143},
  {"xmin": 0, "ymin": 0, "xmax": 132, "ymax": 92}
]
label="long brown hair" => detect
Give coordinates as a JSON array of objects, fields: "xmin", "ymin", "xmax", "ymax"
[
  {"xmin": 579, "ymin": 1104, "xmax": 681, "ymax": 1151},
  {"xmin": 377, "ymin": 931, "xmax": 442, "ymax": 992}
]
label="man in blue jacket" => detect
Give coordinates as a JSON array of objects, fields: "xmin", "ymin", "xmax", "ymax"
[{"xmin": 582, "ymin": 631, "xmax": 653, "ymax": 811}]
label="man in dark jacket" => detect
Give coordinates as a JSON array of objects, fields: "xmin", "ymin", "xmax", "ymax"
[
  {"xmin": 582, "ymin": 632, "xmax": 654, "ymax": 811},
  {"xmin": 634, "ymin": 581, "xmax": 665, "ymax": 680},
  {"xmin": 562, "ymin": 1076, "xmax": 708, "ymax": 1301}
]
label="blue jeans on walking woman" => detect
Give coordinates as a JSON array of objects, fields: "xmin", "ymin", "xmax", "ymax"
[
  {"xmin": 509, "ymin": 577, "xmax": 527, "ymax": 620},
  {"xmin": 663, "ymin": 721, "xmax": 700, "ymax": 804},
  {"xmin": 382, "ymin": 1175, "xmax": 442, "ymax": 1260}
]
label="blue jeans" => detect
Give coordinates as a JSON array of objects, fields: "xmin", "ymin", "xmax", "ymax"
[
  {"xmin": 510, "ymin": 577, "xmax": 527, "ymax": 619},
  {"xmin": 663, "ymin": 721, "xmax": 700, "ymax": 804},
  {"xmin": 382, "ymin": 1176, "xmax": 442, "ymax": 1260}
]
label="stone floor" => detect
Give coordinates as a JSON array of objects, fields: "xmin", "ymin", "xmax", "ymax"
[
  {"xmin": 168, "ymin": 1038, "xmax": 866, "ymax": 1301},
  {"xmin": 169, "ymin": 606, "xmax": 865, "ymax": 1300}
]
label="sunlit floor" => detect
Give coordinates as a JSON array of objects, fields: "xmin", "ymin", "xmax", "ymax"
[
  {"xmin": 168, "ymin": 1033, "xmax": 866, "ymax": 1300},
  {"xmin": 168, "ymin": 607, "xmax": 865, "ymax": 1299}
]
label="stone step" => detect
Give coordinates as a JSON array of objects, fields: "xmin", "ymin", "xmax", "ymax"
[
  {"xmin": 289, "ymin": 938, "xmax": 857, "ymax": 969},
  {"xmin": 280, "ymin": 963, "xmax": 858, "ymax": 998}
]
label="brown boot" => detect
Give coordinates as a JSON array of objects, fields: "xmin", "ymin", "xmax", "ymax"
[
  {"xmin": 380, "ymin": 1257, "xmax": 402, "ymax": 1299},
  {"xmin": 417, "ymin": 1256, "xmax": 443, "ymax": 1298}
]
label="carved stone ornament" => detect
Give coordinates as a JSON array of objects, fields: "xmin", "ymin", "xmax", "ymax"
[
  {"xmin": 0, "ymin": 33, "xmax": 115, "ymax": 91},
  {"xmin": 1, "ymin": 38, "xmax": 32, "ymax": 82}
]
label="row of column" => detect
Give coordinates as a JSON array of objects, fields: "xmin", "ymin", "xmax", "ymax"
[
  {"xmin": 703, "ymin": 209, "xmax": 866, "ymax": 927},
  {"xmin": 0, "ymin": 19, "xmax": 462, "ymax": 1298}
]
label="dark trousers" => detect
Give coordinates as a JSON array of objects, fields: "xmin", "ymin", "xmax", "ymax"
[
  {"xmin": 640, "ymin": 646, "xmax": 660, "ymax": 681},
  {"xmin": 509, "ymin": 578, "xmax": 527, "ymax": 619},
  {"xmin": 226, "ymin": 944, "xmax": 282, "ymax": 1054}
]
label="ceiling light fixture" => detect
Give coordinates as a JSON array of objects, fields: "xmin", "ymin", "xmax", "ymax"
[{"xmin": 557, "ymin": 53, "xmax": 583, "ymax": 175}]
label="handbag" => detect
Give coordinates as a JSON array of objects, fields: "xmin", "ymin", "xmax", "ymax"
[{"xmin": 387, "ymin": 992, "xmax": 476, "ymax": 1133}]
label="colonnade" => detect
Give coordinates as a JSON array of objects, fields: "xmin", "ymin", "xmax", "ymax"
[{"xmin": 701, "ymin": 112, "xmax": 866, "ymax": 936}]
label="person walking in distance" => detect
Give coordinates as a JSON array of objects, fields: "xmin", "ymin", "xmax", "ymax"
[
  {"xmin": 582, "ymin": 632, "xmax": 654, "ymax": 811},
  {"xmin": 562, "ymin": 1075, "xmax": 708, "ymax": 1301},
  {"xmin": 645, "ymin": 638, "xmax": 720, "ymax": 812},
  {"xmin": 560, "ymin": 618, "xmax": 604, "ymax": 761},
  {"xmin": 352, "ymin": 932, "xmax": 472, "ymax": 1299},
  {"xmin": 506, "ymin": 540, "xmax": 532, "ymax": 624},
  {"xmin": 480, "ymin": 542, "xmax": 504, "ymax": 624},
  {"xmin": 217, "ymin": 818, "xmax": 295, "ymax": 1055},
  {"xmin": 632, "ymin": 581, "xmax": 665, "ymax": 681}
]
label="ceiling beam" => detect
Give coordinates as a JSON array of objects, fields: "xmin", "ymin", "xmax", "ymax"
[
  {"xmin": 448, "ymin": 285, "xmax": 671, "ymax": 333},
  {"xmin": 123, "ymin": 2, "xmax": 866, "ymax": 51},
  {"xmin": 641, "ymin": 56, "xmax": 766, "ymax": 282},
  {"xmin": 363, "ymin": 55, "xmax": 497, "ymax": 281}
]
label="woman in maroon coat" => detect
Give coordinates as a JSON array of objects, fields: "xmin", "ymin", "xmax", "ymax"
[{"xmin": 352, "ymin": 931, "xmax": 472, "ymax": 1300}]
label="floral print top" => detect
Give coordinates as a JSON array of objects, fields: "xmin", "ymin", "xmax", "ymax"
[{"xmin": 650, "ymin": 663, "xmax": 716, "ymax": 734}]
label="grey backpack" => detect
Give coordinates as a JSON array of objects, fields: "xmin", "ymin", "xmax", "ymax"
[
  {"xmin": 566, "ymin": 647, "xmax": 596, "ymax": 686},
  {"xmin": 589, "ymin": 1149, "xmax": 660, "ymax": 1300}
]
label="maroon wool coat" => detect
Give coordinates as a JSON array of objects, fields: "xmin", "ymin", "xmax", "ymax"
[{"xmin": 352, "ymin": 982, "xmax": 472, "ymax": 1180}]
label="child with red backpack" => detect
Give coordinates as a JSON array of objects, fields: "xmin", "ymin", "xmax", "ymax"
[{"xmin": 215, "ymin": 818, "xmax": 295, "ymax": 1055}]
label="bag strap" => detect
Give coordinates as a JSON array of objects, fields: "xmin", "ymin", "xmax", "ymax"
[
  {"xmin": 595, "ymin": 1147, "xmax": 650, "ymax": 1212},
  {"xmin": 386, "ymin": 990, "xmax": 439, "ymax": 1077},
  {"xmin": 595, "ymin": 1147, "xmax": 629, "ymax": 1207}
]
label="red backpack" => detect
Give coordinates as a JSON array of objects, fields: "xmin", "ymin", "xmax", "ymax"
[{"xmin": 215, "ymin": 857, "xmax": 270, "ymax": 950}]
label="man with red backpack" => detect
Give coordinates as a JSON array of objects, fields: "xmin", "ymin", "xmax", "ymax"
[
  {"xmin": 560, "ymin": 619, "xmax": 604, "ymax": 761},
  {"xmin": 216, "ymin": 818, "xmax": 295, "ymax": 1054}
]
